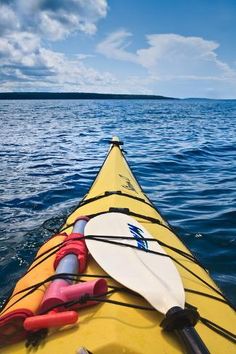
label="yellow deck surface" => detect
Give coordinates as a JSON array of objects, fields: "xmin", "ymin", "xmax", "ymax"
[{"xmin": 3, "ymin": 141, "xmax": 235, "ymax": 354}]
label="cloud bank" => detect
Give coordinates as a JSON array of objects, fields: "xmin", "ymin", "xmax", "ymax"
[
  {"xmin": 0, "ymin": 0, "xmax": 108, "ymax": 38},
  {"xmin": 0, "ymin": 0, "xmax": 112, "ymax": 91},
  {"xmin": 0, "ymin": 1, "xmax": 235, "ymax": 97},
  {"xmin": 97, "ymin": 30, "xmax": 236, "ymax": 97}
]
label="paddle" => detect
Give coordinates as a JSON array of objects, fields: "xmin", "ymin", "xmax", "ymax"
[{"xmin": 84, "ymin": 212, "xmax": 210, "ymax": 354}]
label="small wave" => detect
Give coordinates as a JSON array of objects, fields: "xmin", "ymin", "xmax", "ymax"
[{"xmin": 1, "ymin": 98, "xmax": 236, "ymax": 307}]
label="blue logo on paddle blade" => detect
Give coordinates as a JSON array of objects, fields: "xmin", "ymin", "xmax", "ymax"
[{"xmin": 128, "ymin": 223, "xmax": 148, "ymax": 250}]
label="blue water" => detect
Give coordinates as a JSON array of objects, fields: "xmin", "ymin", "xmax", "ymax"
[{"xmin": 0, "ymin": 99, "xmax": 236, "ymax": 307}]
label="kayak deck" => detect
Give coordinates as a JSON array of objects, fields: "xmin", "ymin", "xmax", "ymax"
[{"xmin": 1, "ymin": 138, "xmax": 235, "ymax": 353}]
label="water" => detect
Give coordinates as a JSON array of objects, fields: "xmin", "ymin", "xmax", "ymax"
[{"xmin": 0, "ymin": 99, "xmax": 236, "ymax": 307}]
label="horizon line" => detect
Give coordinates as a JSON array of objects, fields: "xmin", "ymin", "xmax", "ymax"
[{"xmin": 0, "ymin": 92, "xmax": 235, "ymax": 100}]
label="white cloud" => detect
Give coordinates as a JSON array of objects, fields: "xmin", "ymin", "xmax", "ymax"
[
  {"xmin": 0, "ymin": 30, "xmax": 117, "ymax": 92},
  {"xmin": 97, "ymin": 30, "xmax": 138, "ymax": 62},
  {"xmin": 1, "ymin": 0, "xmax": 108, "ymax": 39},
  {"xmin": 97, "ymin": 31, "xmax": 235, "ymax": 80},
  {"xmin": 136, "ymin": 34, "xmax": 236, "ymax": 81},
  {"xmin": 1, "ymin": 1, "xmax": 235, "ymax": 97},
  {"xmin": 0, "ymin": 0, "xmax": 113, "ymax": 91},
  {"xmin": 0, "ymin": 4, "xmax": 20, "ymax": 35},
  {"xmin": 97, "ymin": 31, "xmax": 236, "ymax": 97}
]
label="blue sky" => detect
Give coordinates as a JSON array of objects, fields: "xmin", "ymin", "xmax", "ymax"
[{"xmin": 0, "ymin": 0, "xmax": 236, "ymax": 98}]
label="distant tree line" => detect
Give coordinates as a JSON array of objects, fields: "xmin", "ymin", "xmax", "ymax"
[{"xmin": 0, "ymin": 92, "xmax": 175, "ymax": 100}]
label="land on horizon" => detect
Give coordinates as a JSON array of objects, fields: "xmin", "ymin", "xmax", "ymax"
[
  {"xmin": 0, "ymin": 92, "xmax": 176, "ymax": 100},
  {"xmin": 0, "ymin": 92, "xmax": 235, "ymax": 100}
]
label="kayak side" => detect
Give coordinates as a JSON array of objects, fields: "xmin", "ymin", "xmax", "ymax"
[{"xmin": 2, "ymin": 139, "xmax": 235, "ymax": 354}]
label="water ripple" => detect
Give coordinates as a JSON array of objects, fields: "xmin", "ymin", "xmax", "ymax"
[{"xmin": 0, "ymin": 99, "xmax": 236, "ymax": 306}]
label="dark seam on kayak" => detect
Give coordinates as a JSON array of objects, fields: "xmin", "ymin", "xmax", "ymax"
[
  {"xmin": 59, "ymin": 210, "xmax": 165, "ymax": 234},
  {"xmin": 78, "ymin": 190, "xmax": 156, "ymax": 210}
]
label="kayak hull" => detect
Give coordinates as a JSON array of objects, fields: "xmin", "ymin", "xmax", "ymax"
[{"xmin": 1, "ymin": 139, "xmax": 235, "ymax": 353}]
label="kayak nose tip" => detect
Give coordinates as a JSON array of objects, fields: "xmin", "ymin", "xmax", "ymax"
[
  {"xmin": 109, "ymin": 136, "xmax": 124, "ymax": 146},
  {"xmin": 112, "ymin": 136, "xmax": 120, "ymax": 142}
]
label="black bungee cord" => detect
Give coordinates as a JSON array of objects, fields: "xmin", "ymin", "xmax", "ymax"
[{"xmin": 1, "ymin": 234, "xmax": 235, "ymax": 347}]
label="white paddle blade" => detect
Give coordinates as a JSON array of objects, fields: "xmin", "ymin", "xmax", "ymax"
[{"xmin": 85, "ymin": 213, "xmax": 185, "ymax": 314}]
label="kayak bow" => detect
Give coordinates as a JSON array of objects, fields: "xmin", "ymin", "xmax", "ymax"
[{"xmin": 0, "ymin": 137, "xmax": 235, "ymax": 354}]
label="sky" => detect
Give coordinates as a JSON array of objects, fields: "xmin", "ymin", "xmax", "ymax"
[{"xmin": 0, "ymin": 0, "xmax": 236, "ymax": 98}]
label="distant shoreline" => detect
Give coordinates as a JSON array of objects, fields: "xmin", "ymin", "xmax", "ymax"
[{"xmin": 0, "ymin": 92, "xmax": 176, "ymax": 100}]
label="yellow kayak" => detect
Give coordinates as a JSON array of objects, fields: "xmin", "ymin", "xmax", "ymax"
[{"xmin": 0, "ymin": 137, "xmax": 235, "ymax": 353}]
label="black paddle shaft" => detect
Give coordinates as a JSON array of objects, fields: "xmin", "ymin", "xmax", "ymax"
[{"xmin": 161, "ymin": 306, "xmax": 210, "ymax": 354}]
